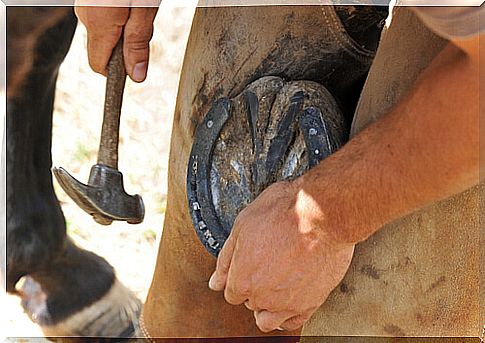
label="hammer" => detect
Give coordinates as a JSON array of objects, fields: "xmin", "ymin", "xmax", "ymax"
[{"xmin": 52, "ymin": 39, "xmax": 144, "ymax": 225}]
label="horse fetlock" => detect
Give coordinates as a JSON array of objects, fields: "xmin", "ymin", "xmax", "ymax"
[
  {"xmin": 36, "ymin": 278, "xmax": 142, "ymax": 338},
  {"xmin": 20, "ymin": 241, "xmax": 141, "ymax": 337},
  {"xmin": 6, "ymin": 192, "xmax": 66, "ymax": 293}
]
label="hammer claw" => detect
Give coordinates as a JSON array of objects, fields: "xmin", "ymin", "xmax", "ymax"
[
  {"xmin": 52, "ymin": 165, "xmax": 144, "ymax": 225},
  {"xmin": 52, "ymin": 166, "xmax": 100, "ymax": 216}
]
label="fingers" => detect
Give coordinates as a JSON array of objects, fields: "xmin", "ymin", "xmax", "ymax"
[
  {"xmin": 244, "ymin": 299, "xmax": 259, "ymax": 311},
  {"xmin": 209, "ymin": 219, "xmax": 252, "ymax": 305},
  {"xmin": 75, "ymin": 6, "xmax": 130, "ymax": 76},
  {"xmin": 223, "ymin": 276, "xmax": 251, "ymax": 306},
  {"xmin": 123, "ymin": 6, "xmax": 158, "ymax": 82},
  {"xmin": 75, "ymin": 1, "xmax": 159, "ymax": 81},
  {"xmin": 253, "ymin": 310, "xmax": 313, "ymax": 332},
  {"xmin": 208, "ymin": 231, "xmax": 238, "ymax": 291},
  {"xmin": 253, "ymin": 310, "xmax": 295, "ymax": 333}
]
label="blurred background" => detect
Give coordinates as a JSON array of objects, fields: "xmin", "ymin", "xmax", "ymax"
[{"xmin": 2, "ymin": 1, "xmax": 195, "ymax": 338}]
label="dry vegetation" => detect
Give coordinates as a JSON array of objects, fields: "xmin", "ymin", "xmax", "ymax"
[{"xmin": 2, "ymin": 2, "xmax": 195, "ymax": 339}]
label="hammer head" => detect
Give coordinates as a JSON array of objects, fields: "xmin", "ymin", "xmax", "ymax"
[{"xmin": 52, "ymin": 164, "xmax": 144, "ymax": 225}]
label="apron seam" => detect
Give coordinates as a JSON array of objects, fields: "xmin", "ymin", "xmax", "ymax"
[
  {"xmin": 319, "ymin": 4, "xmax": 377, "ymax": 61},
  {"xmin": 138, "ymin": 311, "xmax": 157, "ymax": 343}
]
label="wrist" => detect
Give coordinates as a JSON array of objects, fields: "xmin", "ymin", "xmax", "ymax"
[{"xmin": 292, "ymin": 156, "xmax": 380, "ymax": 246}]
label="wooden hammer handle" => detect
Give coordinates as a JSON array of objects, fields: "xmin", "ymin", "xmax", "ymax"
[{"xmin": 97, "ymin": 39, "xmax": 126, "ymax": 168}]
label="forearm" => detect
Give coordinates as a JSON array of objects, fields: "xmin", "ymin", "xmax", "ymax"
[{"xmin": 296, "ymin": 37, "xmax": 480, "ymax": 245}]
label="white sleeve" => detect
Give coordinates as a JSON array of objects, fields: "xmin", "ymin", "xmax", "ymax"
[{"xmin": 413, "ymin": 5, "xmax": 484, "ymax": 40}]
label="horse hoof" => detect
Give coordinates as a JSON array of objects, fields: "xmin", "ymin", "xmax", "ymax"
[
  {"xmin": 187, "ymin": 76, "xmax": 346, "ymax": 256},
  {"xmin": 20, "ymin": 276, "xmax": 141, "ymax": 338}
]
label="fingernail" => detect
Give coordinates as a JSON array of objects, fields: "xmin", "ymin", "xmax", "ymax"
[
  {"xmin": 208, "ymin": 273, "xmax": 217, "ymax": 290},
  {"xmin": 132, "ymin": 62, "xmax": 147, "ymax": 82},
  {"xmin": 276, "ymin": 327, "xmax": 285, "ymax": 331}
]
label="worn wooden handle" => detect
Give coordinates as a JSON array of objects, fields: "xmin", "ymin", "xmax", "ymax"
[{"xmin": 97, "ymin": 39, "xmax": 126, "ymax": 168}]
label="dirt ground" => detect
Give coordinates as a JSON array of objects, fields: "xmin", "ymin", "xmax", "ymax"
[{"xmin": 2, "ymin": 2, "xmax": 195, "ymax": 339}]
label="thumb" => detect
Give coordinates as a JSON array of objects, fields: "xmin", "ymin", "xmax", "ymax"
[
  {"xmin": 208, "ymin": 231, "xmax": 238, "ymax": 291},
  {"xmin": 123, "ymin": 7, "xmax": 158, "ymax": 82}
]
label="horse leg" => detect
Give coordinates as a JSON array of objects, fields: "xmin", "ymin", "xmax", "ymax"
[{"xmin": 6, "ymin": 7, "xmax": 140, "ymax": 337}]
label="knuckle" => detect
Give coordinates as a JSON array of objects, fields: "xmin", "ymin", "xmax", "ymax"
[
  {"xmin": 244, "ymin": 300, "xmax": 258, "ymax": 311},
  {"xmin": 234, "ymin": 281, "xmax": 251, "ymax": 296},
  {"xmin": 224, "ymin": 286, "xmax": 245, "ymax": 305},
  {"xmin": 226, "ymin": 298, "xmax": 240, "ymax": 306},
  {"xmin": 82, "ymin": 8, "xmax": 129, "ymax": 33},
  {"xmin": 88, "ymin": 30, "xmax": 121, "ymax": 53},
  {"xmin": 256, "ymin": 297, "xmax": 280, "ymax": 312},
  {"xmin": 124, "ymin": 26, "xmax": 154, "ymax": 45},
  {"xmin": 84, "ymin": 15, "xmax": 98, "ymax": 29},
  {"xmin": 124, "ymin": 39, "xmax": 150, "ymax": 54},
  {"xmin": 224, "ymin": 292, "xmax": 239, "ymax": 305}
]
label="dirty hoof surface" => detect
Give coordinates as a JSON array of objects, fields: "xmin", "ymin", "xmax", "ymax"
[
  {"xmin": 20, "ymin": 276, "xmax": 141, "ymax": 338},
  {"xmin": 187, "ymin": 76, "xmax": 347, "ymax": 256}
]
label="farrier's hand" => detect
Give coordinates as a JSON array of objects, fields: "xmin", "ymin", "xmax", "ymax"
[
  {"xmin": 208, "ymin": 180, "xmax": 355, "ymax": 332},
  {"xmin": 75, "ymin": 1, "xmax": 159, "ymax": 82}
]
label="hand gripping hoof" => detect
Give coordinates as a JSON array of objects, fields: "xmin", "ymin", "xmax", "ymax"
[{"xmin": 187, "ymin": 76, "xmax": 347, "ymax": 257}]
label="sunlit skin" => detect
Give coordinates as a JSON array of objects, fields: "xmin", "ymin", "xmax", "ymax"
[
  {"xmin": 75, "ymin": 5, "xmax": 481, "ymax": 333},
  {"xmin": 209, "ymin": 182, "xmax": 355, "ymax": 332}
]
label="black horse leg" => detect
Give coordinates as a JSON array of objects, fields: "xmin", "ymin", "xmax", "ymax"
[
  {"xmin": 6, "ymin": 8, "xmax": 140, "ymax": 337},
  {"xmin": 6, "ymin": 7, "xmax": 77, "ymax": 297}
]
